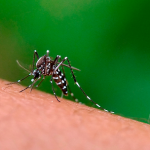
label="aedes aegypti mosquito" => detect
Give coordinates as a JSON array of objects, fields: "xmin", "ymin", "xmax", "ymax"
[{"xmin": 7, "ymin": 50, "xmax": 114, "ymax": 113}]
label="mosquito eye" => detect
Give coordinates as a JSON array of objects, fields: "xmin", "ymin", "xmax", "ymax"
[{"xmin": 34, "ymin": 72, "xmax": 39, "ymax": 79}]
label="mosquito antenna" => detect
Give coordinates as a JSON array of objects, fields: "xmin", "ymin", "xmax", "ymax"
[{"xmin": 16, "ymin": 60, "xmax": 31, "ymax": 73}]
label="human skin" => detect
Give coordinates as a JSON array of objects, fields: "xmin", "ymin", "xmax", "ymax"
[{"xmin": 0, "ymin": 79, "xmax": 150, "ymax": 150}]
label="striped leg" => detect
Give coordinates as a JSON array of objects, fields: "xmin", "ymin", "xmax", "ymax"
[
  {"xmin": 30, "ymin": 77, "xmax": 41, "ymax": 92},
  {"xmin": 35, "ymin": 76, "xmax": 45, "ymax": 88},
  {"xmin": 68, "ymin": 87, "xmax": 79, "ymax": 103},
  {"xmin": 20, "ymin": 77, "xmax": 40, "ymax": 93},
  {"xmin": 54, "ymin": 57, "xmax": 114, "ymax": 113},
  {"xmin": 6, "ymin": 73, "xmax": 32, "ymax": 85}
]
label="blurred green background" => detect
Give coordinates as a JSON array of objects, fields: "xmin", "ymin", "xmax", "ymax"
[{"xmin": 0, "ymin": 0, "xmax": 150, "ymax": 123}]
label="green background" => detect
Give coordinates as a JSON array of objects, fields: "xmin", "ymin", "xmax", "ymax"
[{"xmin": 0, "ymin": 0, "xmax": 150, "ymax": 123}]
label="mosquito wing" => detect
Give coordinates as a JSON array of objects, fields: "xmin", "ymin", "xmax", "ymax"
[{"xmin": 56, "ymin": 62, "xmax": 80, "ymax": 71}]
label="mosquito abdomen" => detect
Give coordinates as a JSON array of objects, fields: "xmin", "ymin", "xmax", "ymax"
[{"xmin": 52, "ymin": 69, "xmax": 68, "ymax": 95}]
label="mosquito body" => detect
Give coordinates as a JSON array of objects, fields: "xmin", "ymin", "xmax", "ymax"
[
  {"xmin": 8, "ymin": 50, "xmax": 114, "ymax": 113},
  {"xmin": 34, "ymin": 52, "xmax": 68, "ymax": 96}
]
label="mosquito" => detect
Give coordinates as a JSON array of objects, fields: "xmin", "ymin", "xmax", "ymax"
[{"xmin": 7, "ymin": 50, "xmax": 114, "ymax": 113}]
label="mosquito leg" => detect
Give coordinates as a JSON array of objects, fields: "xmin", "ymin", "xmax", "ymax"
[
  {"xmin": 32, "ymin": 50, "xmax": 39, "ymax": 72},
  {"xmin": 44, "ymin": 55, "xmax": 48, "ymax": 75},
  {"xmin": 30, "ymin": 77, "xmax": 41, "ymax": 92},
  {"xmin": 19, "ymin": 77, "xmax": 40, "ymax": 93},
  {"xmin": 47, "ymin": 50, "xmax": 50, "ymax": 56},
  {"xmin": 6, "ymin": 73, "xmax": 31, "ymax": 85},
  {"xmin": 56, "ymin": 62, "xmax": 80, "ymax": 71},
  {"xmin": 54, "ymin": 57, "xmax": 67, "ymax": 72},
  {"xmin": 19, "ymin": 86, "xmax": 31, "ymax": 92},
  {"xmin": 61, "ymin": 92, "xmax": 63, "ymax": 98},
  {"xmin": 54, "ymin": 57, "xmax": 114, "ymax": 113},
  {"xmin": 53, "ymin": 55, "xmax": 61, "ymax": 66},
  {"xmin": 67, "ymin": 87, "xmax": 79, "ymax": 102},
  {"xmin": 50, "ymin": 75, "xmax": 60, "ymax": 102},
  {"xmin": 35, "ymin": 76, "xmax": 45, "ymax": 88}
]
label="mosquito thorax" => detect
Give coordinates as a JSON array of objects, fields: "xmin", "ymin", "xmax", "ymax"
[{"xmin": 36, "ymin": 56, "xmax": 51, "ymax": 69}]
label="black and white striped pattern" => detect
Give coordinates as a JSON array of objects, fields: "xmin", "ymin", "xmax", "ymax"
[{"xmin": 52, "ymin": 69, "xmax": 68, "ymax": 95}]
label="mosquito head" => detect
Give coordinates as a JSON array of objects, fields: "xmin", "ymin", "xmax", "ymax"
[{"xmin": 32, "ymin": 69, "xmax": 41, "ymax": 80}]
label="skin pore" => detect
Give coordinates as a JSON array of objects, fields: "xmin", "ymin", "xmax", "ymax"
[{"xmin": 1, "ymin": 79, "xmax": 150, "ymax": 150}]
